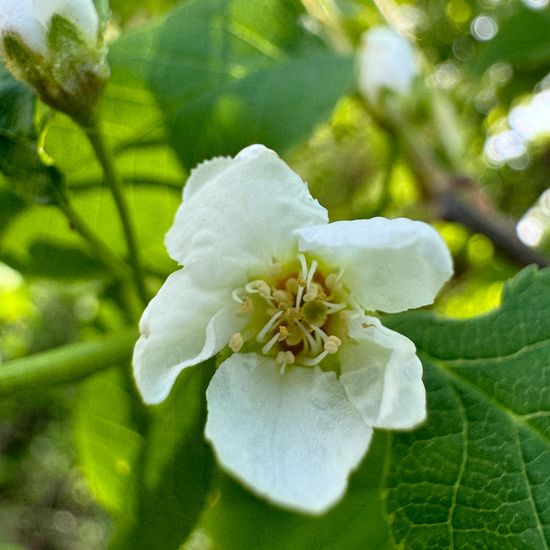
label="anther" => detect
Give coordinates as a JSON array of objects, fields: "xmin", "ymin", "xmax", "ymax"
[
  {"xmin": 278, "ymin": 325, "xmax": 289, "ymax": 341},
  {"xmin": 276, "ymin": 350, "xmax": 295, "ymax": 375},
  {"xmin": 229, "ymin": 333, "xmax": 244, "ymax": 352},
  {"xmin": 245, "ymin": 280, "xmax": 271, "ymax": 298},
  {"xmin": 325, "ymin": 272, "xmax": 343, "ymax": 291},
  {"xmin": 324, "ymin": 335, "xmax": 342, "ymax": 354},
  {"xmin": 303, "ymin": 283, "xmax": 319, "ymax": 302},
  {"xmin": 272, "ymin": 289, "xmax": 292, "ymax": 304}
]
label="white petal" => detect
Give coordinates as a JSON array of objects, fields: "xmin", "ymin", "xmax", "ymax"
[
  {"xmin": 133, "ymin": 262, "xmax": 246, "ymax": 404},
  {"xmin": 340, "ymin": 315, "xmax": 426, "ymax": 429},
  {"xmin": 296, "ymin": 217, "xmax": 453, "ymax": 313},
  {"xmin": 0, "ymin": 0, "xmax": 48, "ymax": 54},
  {"xmin": 205, "ymin": 353, "xmax": 372, "ymax": 514},
  {"xmin": 166, "ymin": 145, "xmax": 328, "ymax": 273},
  {"xmin": 32, "ymin": 0, "xmax": 98, "ymax": 44},
  {"xmin": 357, "ymin": 26, "xmax": 419, "ymax": 105}
]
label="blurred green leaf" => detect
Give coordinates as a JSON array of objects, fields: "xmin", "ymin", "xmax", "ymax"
[
  {"xmin": 148, "ymin": 0, "xmax": 355, "ymax": 168},
  {"xmin": 74, "ymin": 368, "xmax": 142, "ymax": 521},
  {"xmin": 203, "ymin": 430, "xmax": 393, "ymax": 549},
  {"xmin": 119, "ymin": 362, "xmax": 215, "ymax": 550},
  {"xmin": 385, "ymin": 266, "xmax": 550, "ymax": 548},
  {"xmin": 75, "ymin": 363, "xmax": 215, "ymax": 550},
  {"xmin": 473, "ymin": 6, "xmax": 550, "ymax": 74}
]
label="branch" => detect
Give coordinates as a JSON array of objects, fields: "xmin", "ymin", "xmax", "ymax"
[{"xmin": 0, "ymin": 330, "xmax": 137, "ymax": 398}]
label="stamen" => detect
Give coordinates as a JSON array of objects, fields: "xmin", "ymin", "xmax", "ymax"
[
  {"xmin": 323, "ymin": 300, "xmax": 346, "ymax": 313},
  {"xmin": 256, "ymin": 310, "xmax": 283, "ymax": 342},
  {"xmin": 324, "ymin": 335, "xmax": 342, "ymax": 354},
  {"xmin": 276, "ymin": 350, "xmax": 295, "ymax": 374},
  {"xmin": 245, "ymin": 280, "xmax": 271, "ymax": 298},
  {"xmin": 303, "ymin": 283, "xmax": 319, "ymax": 303},
  {"xmin": 231, "ymin": 289, "xmax": 244, "ymax": 303},
  {"xmin": 278, "ymin": 325, "xmax": 289, "ymax": 341},
  {"xmin": 300, "ymin": 350, "xmax": 328, "ymax": 367},
  {"xmin": 295, "ymin": 283, "xmax": 305, "ymax": 308},
  {"xmin": 296, "ymin": 320, "xmax": 320, "ymax": 352},
  {"xmin": 272, "ymin": 289, "xmax": 292, "ymax": 304},
  {"xmin": 306, "ymin": 259, "xmax": 318, "ymax": 286},
  {"xmin": 229, "ymin": 333, "xmax": 244, "ymax": 352},
  {"xmin": 297, "ymin": 253, "xmax": 308, "ymax": 279},
  {"xmin": 262, "ymin": 332, "xmax": 280, "ymax": 354}
]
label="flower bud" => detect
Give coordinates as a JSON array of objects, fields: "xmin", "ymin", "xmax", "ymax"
[
  {"xmin": 357, "ymin": 26, "xmax": 419, "ymax": 108},
  {"xmin": 0, "ymin": 0, "xmax": 108, "ymax": 124}
]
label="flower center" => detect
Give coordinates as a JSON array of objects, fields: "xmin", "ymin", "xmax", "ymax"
[{"xmin": 229, "ymin": 254, "xmax": 352, "ymax": 372}]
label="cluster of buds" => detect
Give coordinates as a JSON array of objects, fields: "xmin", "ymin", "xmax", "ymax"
[{"xmin": 0, "ymin": 0, "xmax": 109, "ymax": 123}]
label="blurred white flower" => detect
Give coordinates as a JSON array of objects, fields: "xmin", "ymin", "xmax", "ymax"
[
  {"xmin": 133, "ymin": 145, "xmax": 453, "ymax": 513},
  {"xmin": 358, "ymin": 26, "xmax": 419, "ymax": 106},
  {"xmin": 0, "ymin": 0, "xmax": 99, "ymax": 55}
]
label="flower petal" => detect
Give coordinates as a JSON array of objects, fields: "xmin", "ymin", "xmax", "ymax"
[
  {"xmin": 166, "ymin": 145, "xmax": 328, "ymax": 273},
  {"xmin": 205, "ymin": 353, "xmax": 372, "ymax": 514},
  {"xmin": 296, "ymin": 217, "xmax": 453, "ymax": 313},
  {"xmin": 340, "ymin": 315, "xmax": 426, "ymax": 429},
  {"xmin": 33, "ymin": 0, "xmax": 99, "ymax": 44},
  {"xmin": 0, "ymin": 0, "xmax": 48, "ymax": 54},
  {"xmin": 133, "ymin": 262, "xmax": 245, "ymax": 404}
]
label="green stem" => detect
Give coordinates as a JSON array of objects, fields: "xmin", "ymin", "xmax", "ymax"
[
  {"xmin": 0, "ymin": 330, "xmax": 137, "ymax": 398},
  {"xmin": 83, "ymin": 116, "xmax": 149, "ymax": 306}
]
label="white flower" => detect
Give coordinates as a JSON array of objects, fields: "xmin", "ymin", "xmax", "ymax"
[
  {"xmin": 358, "ymin": 26, "xmax": 419, "ymax": 106},
  {"xmin": 0, "ymin": 0, "xmax": 99, "ymax": 55},
  {"xmin": 133, "ymin": 145, "xmax": 453, "ymax": 514}
]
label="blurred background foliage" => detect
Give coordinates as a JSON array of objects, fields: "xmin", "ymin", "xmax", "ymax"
[{"xmin": 1, "ymin": 0, "xmax": 549, "ymax": 548}]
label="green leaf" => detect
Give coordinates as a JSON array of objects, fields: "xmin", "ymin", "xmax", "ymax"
[
  {"xmin": 120, "ymin": 362, "xmax": 215, "ymax": 550},
  {"xmin": 473, "ymin": 6, "xmax": 550, "ymax": 74},
  {"xmin": 75, "ymin": 362, "xmax": 215, "ymax": 549},
  {"xmin": 203, "ymin": 431, "xmax": 393, "ymax": 550},
  {"xmin": 74, "ymin": 368, "xmax": 142, "ymax": 521},
  {"xmin": 384, "ymin": 266, "xmax": 550, "ymax": 548},
  {"xmin": 148, "ymin": 0, "xmax": 354, "ymax": 168}
]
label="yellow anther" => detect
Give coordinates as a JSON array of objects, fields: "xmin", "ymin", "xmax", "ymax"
[
  {"xmin": 273, "ymin": 289, "xmax": 292, "ymax": 304},
  {"xmin": 276, "ymin": 350, "xmax": 295, "ymax": 365},
  {"xmin": 278, "ymin": 325, "xmax": 289, "ymax": 341},
  {"xmin": 229, "ymin": 333, "xmax": 244, "ymax": 352},
  {"xmin": 246, "ymin": 280, "xmax": 271, "ymax": 297},
  {"xmin": 324, "ymin": 335, "xmax": 342, "ymax": 354},
  {"xmin": 285, "ymin": 277, "xmax": 299, "ymax": 294},
  {"xmin": 302, "ymin": 283, "xmax": 319, "ymax": 303}
]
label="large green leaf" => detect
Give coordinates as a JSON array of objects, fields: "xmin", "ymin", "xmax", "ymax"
[
  {"xmin": 473, "ymin": 6, "xmax": 550, "ymax": 74},
  {"xmin": 203, "ymin": 431, "xmax": 392, "ymax": 550},
  {"xmin": 74, "ymin": 363, "xmax": 215, "ymax": 550},
  {"xmin": 148, "ymin": 0, "xmax": 355, "ymax": 168},
  {"xmin": 384, "ymin": 266, "xmax": 550, "ymax": 548}
]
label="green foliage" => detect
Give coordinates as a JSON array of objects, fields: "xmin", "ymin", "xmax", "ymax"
[
  {"xmin": 75, "ymin": 363, "xmax": 215, "ymax": 550},
  {"xmin": 148, "ymin": 0, "xmax": 355, "ymax": 167},
  {"xmin": 203, "ymin": 431, "xmax": 393, "ymax": 550},
  {"xmin": 385, "ymin": 266, "xmax": 550, "ymax": 548},
  {"xmin": 0, "ymin": 65, "xmax": 63, "ymax": 204},
  {"xmin": 473, "ymin": 6, "xmax": 550, "ymax": 73}
]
